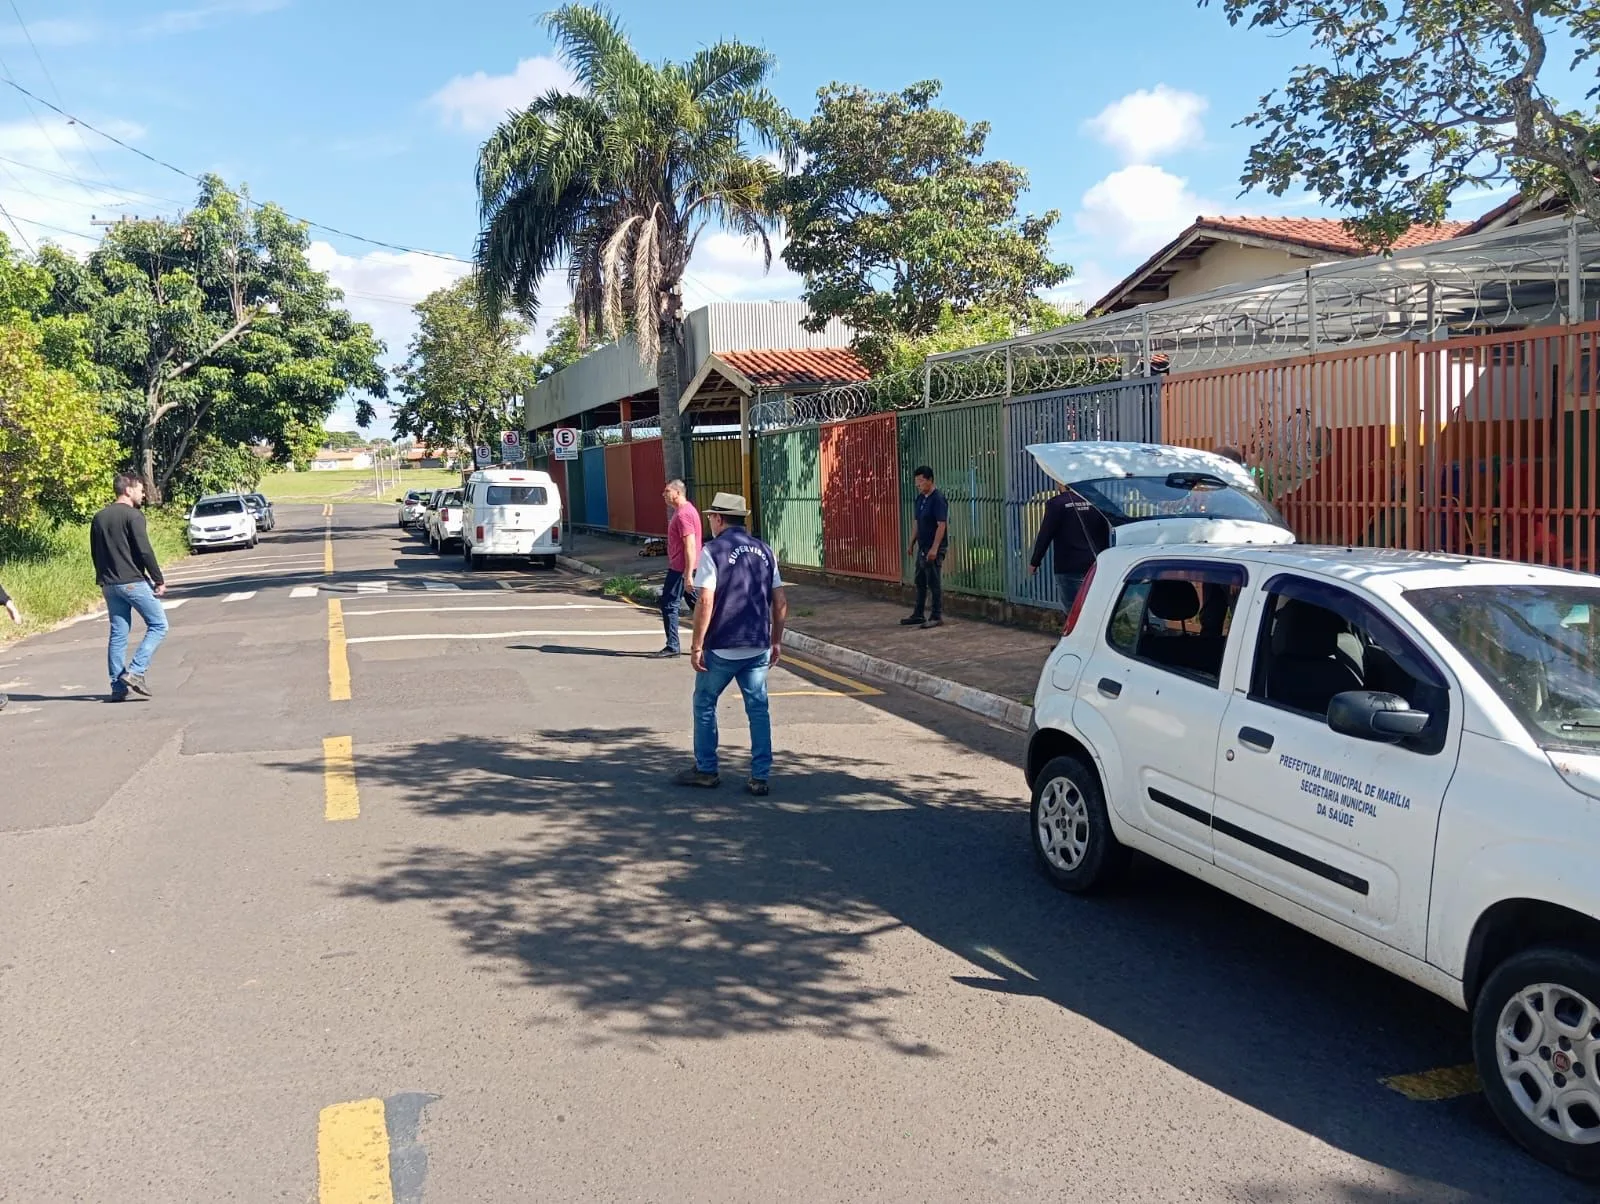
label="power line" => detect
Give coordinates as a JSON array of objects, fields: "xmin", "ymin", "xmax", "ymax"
[
  {"xmin": 0, "ymin": 200, "xmax": 33, "ymax": 252},
  {"xmin": 0, "ymin": 77, "xmax": 473, "ymax": 265},
  {"xmin": 0, "ymin": 150, "xmax": 186, "ymax": 208},
  {"xmin": 5, "ymin": 0, "xmax": 119, "ymax": 191}
]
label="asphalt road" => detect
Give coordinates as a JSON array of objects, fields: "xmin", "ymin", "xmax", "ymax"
[{"xmin": 0, "ymin": 503, "xmax": 1591, "ymax": 1202}]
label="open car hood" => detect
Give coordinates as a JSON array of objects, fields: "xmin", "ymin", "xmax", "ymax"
[{"xmin": 1026, "ymin": 441, "xmax": 1257, "ymax": 491}]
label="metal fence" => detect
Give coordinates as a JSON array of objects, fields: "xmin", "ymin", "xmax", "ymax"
[
  {"xmin": 580, "ymin": 445, "xmax": 608, "ymax": 528},
  {"xmin": 629, "ymin": 438, "xmax": 667, "ymax": 535},
  {"xmin": 757, "ymin": 427, "xmax": 823, "ymax": 568},
  {"xmin": 897, "ymin": 399, "xmax": 1007, "ymax": 597},
  {"xmin": 820, "ymin": 413, "xmax": 901, "ymax": 581}
]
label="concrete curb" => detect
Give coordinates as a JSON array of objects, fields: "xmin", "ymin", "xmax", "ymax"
[{"xmin": 561, "ymin": 551, "xmax": 1033, "ymax": 732}]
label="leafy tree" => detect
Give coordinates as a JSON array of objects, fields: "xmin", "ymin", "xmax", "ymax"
[
  {"xmin": 0, "ymin": 322, "xmax": 119, "ymax": 527},
  {"xmin": 167, "ymin": 436, "xmax": 263, "ymax": 503},
  {"xmin": 281, "ymin": 418, "xmax": 325, "ymax": 472},
  {"xmin": 874, "ymin": 299, "xmax": 1079, "ymax": 377},
  {"xmin": 533, "ymin": 308, "xmax": 604, "ymax": 380},
  {"xmin": 392, "ymin": 277, "xmax": 534, "ymax": 454},
  {"xmin": 778, "ymin": 81, "xmax": 1070, "ymax": 365},
  {"xmin": 41, "ymin": 175, "xmax": 388, "ymax": 500},
  {"xmin": 322, "ymin": 430, "xmax": 367, "ymax": 450},
  {"xmin": 475, "ymin": 3, "xmax": 790, "ymax": 481},
  {"xmin": 1209, "ymin": 0, "xmax": 1600, "ymax": 246}
]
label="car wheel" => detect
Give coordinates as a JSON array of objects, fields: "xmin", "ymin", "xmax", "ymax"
[
  {"xmin": 1473, "ymin": 947, "xmax": 1600, "ymax": 1179},
  {"xmin": 1029, "ymin": 755, "xmax": 1129, "ymax": 893}
]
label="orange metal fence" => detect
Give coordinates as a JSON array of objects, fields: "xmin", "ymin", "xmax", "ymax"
[
  {"xmin": 629, "ymin": 437, "xmax": 668, "ymax": 536},
  {"xmin": 603, "ymin": 442, "xmax": 634, "ymax": 536},
  {"xmin": 819, "ymin": 412, "xmax": 901, "ymax": 580},
  {"xmin": 1163, "ymin": 320, "xmax": 1600, "ymax": 572}
]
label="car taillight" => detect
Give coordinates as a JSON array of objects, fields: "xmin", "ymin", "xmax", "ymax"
[
  {"xmin": 551, "ymin": 524, "xmax": 560, "ymax": 543},
  {"xmin": 1062, "ymin": 561, "xmax": 1097, "ymax": 637},
  {"xmin": 440, "ymin": 508, "xmax": 451, "ymax": 521},
  {"xmin": 476, "ymin": 525, "xmax": 485, "ymax": 540}
]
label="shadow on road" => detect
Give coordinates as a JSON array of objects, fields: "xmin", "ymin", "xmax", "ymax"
[{"xmin": 269, "ymin": 715, "xmax": 1584, "ymax": 1202}]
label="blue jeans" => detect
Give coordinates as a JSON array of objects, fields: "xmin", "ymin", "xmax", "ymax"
[
  {"xmin": 693, "ymin": 650, "xmax": 772, "ymax": 779},
  {"xmin": 661, "ymin": 569, "xmax": 688, "ymax": 653},
  {"xmin": 104, "ymin": 581, "xmax": 168, "ymax": 688}
]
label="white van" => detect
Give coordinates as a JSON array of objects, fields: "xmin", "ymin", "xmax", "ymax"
[{"xmin": 460, "ymin": 469, "xmax": 562, "ymax": 569}]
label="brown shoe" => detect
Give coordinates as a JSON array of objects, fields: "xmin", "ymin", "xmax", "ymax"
[
  {"xmin": 921, "ymin": 619, "xmax": 944, "ymax": 630},
  {"xmin": 746, "ymin": 778, "xmax": 769, "ymax": 797},
  {"xmin": 674, "ymin": 768, "xmax": 721, "ymax": 789}
]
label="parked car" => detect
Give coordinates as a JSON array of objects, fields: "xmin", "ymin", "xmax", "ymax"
[
  {"xmin": 397, "ymin": 489, "xmax": 429, "ymax": 528},
  {"xmin": 1025, "ymin": 443, "xmax": 1600, "ymax": 1178},
  {"xmin": 427, "ymin": 488, "xmax": 464, "ymax": 551},
  {"xmin": 187, "ymin": 494, "xmax": 257, "ymax": 552},
  {"xmin": 460, "ymin": 469, "xmax": 562, "ymax": 570},
  {"xmin": 244, "ymin": 492, "xmax": 275, "ymax": 532}
]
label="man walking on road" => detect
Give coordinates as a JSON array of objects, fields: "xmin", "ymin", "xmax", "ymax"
[
  {"xmin": 90, "ymin": 472, "xmax": 168, "ymax": 701},
  {"xmin": 0, "ymin": 581, "xmax": 17, "ymax": 712},
  {"xmin": 652, "ymin": 478, "xmax": 701, "ymax": 659},
  {"xmin": 1028, "ymin": 482, "xmax": 1111, "ymax": 611},
  {"xmin": 677, "ymin": 492, "xmax": 786, "ymax": 797},
  {"xmin": 901, "ymin": 466, "xmax": 948, "ymax": 630}
]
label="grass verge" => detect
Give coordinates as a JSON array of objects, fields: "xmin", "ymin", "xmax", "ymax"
[
  {"xmin": 0, "ymin": 510, "xmax": 189, "ymax": 642},
  {"xmin": 259, "ymin": 468, "xmax": 462, "ymax": 504},
  {"xmin": 601, "ymin": 574, "xmax": 657, "ymax": 606}
]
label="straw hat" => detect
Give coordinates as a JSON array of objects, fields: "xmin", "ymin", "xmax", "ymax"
[{"xmin": 705, "ymin": 491, "xmax": 749, "ymax": 517}]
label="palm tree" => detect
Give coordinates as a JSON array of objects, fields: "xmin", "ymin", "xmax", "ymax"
[{"xmin": 475, "ymin": 4, "xmax": 790, "ymax": 482}]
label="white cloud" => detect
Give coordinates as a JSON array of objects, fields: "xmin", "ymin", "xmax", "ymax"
[
  {"xmin": 680, "ymin": 229, "xmax": 802, "ymax": 309},
  {"xmin": 0, "ymin": 17, "xmax": 102, "ymax": 46},
  {"xmin": 1043, "ymin": 261, "xmax": 1124, "ymax": 316},
  {"xmin": 1075, "ymin": 164, "xmax": 1215, "ymax": 256},
  {"xmin": 1084, "ymin": 85, "xmax": 1208, "ymax": 165},
  {"xmin": 137, "ymin": 0, "xmax": 289, "ymax": 37},
  {"xmin": 429, "ymin": 57, "xmax": 578, "ymax": 134}
]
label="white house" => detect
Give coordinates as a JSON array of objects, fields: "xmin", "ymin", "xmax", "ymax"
[{"xmin": 309, "ymin": 449, "xmax": 373, "ymax": 471}]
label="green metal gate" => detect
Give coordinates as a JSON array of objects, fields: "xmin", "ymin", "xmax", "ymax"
[
  {"xmin": 897, "ymin": 399, "xmax": 1006, "ymax": 597},
  {"xmin": 756, "ymin": 427, "xmax": 822, "ymax": 568}
]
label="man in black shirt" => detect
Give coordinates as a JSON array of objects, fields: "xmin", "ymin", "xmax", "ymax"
[
  {"xmin": 902, "ymin": 466, "xmax": 949, "ymax": 630},
  {"xmin": 1028, "ymin": 483, "xmax": 1111, "ymax": 611},
  {"xmin": 0, "ymin": 579, "xmax": 17, "ymax": 712},
  {"xmin": 90, "ymin": 472, "xmax": 168, "ymax": 701}
]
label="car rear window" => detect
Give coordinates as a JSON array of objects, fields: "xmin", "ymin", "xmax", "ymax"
[
  {"xmin": 193, "ymin": 499, "xmax": 244, "ymax": 517},
  {"xmin": 486, "ymin": 485, "xmax": 548, "ymax": 506}
]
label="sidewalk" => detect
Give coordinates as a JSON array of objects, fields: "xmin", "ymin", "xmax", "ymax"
[{"xmin": 561, "ymin": 528, "xmax": 1056, "ymax": 727}]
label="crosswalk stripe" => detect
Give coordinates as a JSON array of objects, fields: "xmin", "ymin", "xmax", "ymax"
[
  {"xmin": 422, "ymin": 580, "xmax": 461, "ymax": 591},
  {"xmin": 290, "ymin": 586, "xmax": 320, "ymax": 598},
  {"xmin": 355, "ymin": 582, "xmax": 390, "ymax": 594},
  {"xmin": 223, "ymin": 591, "xmax": 256, "ymax": 602},
  {"xmin": 159, "ymin": 598, "xmax": 188, "ymax": 610}
]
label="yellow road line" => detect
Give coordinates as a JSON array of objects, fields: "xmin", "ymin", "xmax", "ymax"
[
  {"xmin": 322, "ymin": 736, "xmax": 360, "ymax": 822},
  {"xmin": 323, "ymin": 522, "xmax": 335, "ymax": 573},
  {"xmin": 317, "ymin": 1097, "xmax": 392, "ymax": 1202},
  {"xmin": 328, "ymin": 599, "xmax": 351, "ymax": 702},
  {"xmin": 781, "ymin": 655, "xmax": 884, "ymax": 697},
  {"xmin": 770, "ymin": 689, "xmax": 849, "ymax": 697},
  {"xmin": 1380, "ymin": 1064, "xmax": 1481, "ymax": 1101}
]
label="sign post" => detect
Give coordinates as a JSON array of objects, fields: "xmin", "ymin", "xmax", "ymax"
[
  {"xmin": 552, "ymin": 427, "xmax": 580, "ymax": 462},
  {"xmin": 500, "ymin": 429, "xmax": 525, "ymax": 464}
]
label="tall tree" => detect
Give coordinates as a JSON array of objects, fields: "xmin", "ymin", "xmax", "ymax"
[
  {"xmin": 778, "ymin": 80, "xmax": 1071, "ymax": 370},
  {"xmin": 391, "ymin": 277, "xmax": 535, "ymax": 456},
  {"xmin": 475, "ymin": 3, "xmax": 789, "ymax": 481},
  {"xmin": 532, "ymin": 308, "xmax": 604, "ymax": 380},
  {"xmin": 1209, "ymin": 0, "xmax": 1600, "ymax": 247},
  {"xmin": 41, "ymin": 175, "xmax": 388, "ymax": 500}
]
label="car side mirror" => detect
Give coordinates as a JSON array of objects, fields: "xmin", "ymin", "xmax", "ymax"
[{"xmin": 1328, "ymin": 690, "xmax": 1430, "ymax": 742}]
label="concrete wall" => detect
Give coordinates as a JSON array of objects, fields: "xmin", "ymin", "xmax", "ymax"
[{"xmin": 1166, "ymin": 242, "xmax": 1330, "ymax": 300}]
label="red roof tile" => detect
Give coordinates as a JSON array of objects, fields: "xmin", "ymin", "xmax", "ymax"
[
  {"xmin": 1196, "ymin": 216, "xmax": 1472, "ymax": 255},
  {"xmin": 718, "ymin": 348, "xmax": 870, "ymax": 389}
]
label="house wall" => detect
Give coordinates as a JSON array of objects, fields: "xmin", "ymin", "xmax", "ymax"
[{"xmin": 1165, "ymin": 242, "xmax": 1328, "ymax": 300}]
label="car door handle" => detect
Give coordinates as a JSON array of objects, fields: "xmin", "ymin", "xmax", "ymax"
[
  {"xmin": 1238, "ymin": 726, "xmax": 1275, "ymax": 753},
  {"xmin": 1097, "ymin": 678, "xmax": 1122, "ymax": 699}
]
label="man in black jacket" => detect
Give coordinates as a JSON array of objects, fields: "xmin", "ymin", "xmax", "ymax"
[
  {"xmin": 0, "ymin": 579, "xmax": 17, "ymax": 712},
  {"xmin": 90, "ymin": 472, "xmax": 168, "ymax": 701},
  {"xmin": 1028, "ymin": 483, "xmax": 1111, "ymax": 611}
]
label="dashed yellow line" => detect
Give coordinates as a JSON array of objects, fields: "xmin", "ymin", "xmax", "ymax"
[
  {"xmin": 323, "ymin": 510, "xmax": 335, "ymax": 573},
  {"xmin": 322, "ymin": 736, "xmax": 360, "ymax": 822},
  {"xmin": 328, "ymin": 599, "xmax": 351, "ymax": 702},
  {"xmin": 317, "ymin": 1097, "xmax": 392, "ymax": 1202},
  {"xmin": 1381, "ymin": 1064, "xmax": 1481, "ymax": 1101}
]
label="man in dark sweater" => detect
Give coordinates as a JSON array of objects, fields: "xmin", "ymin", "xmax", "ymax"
[
  {"xmin": 90, "ymin": 472, "xmax": 168, "ymax": 701},
  {"xmin": 1028, "ymin": 483, "xmax": 1111, "ymax": 611},
  {"xmin": 0, "ymin": 579, "xmax": 17, "ymax": 712}
]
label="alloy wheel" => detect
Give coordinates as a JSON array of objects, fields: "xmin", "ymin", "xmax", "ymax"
[
  {"xmin": 1495, "ymin": 981, "xmax": 1600, "ymax": 1146},
  {"xmin": 1036, "ymin": 776, "xmax": 1091, "ymax": 872}
]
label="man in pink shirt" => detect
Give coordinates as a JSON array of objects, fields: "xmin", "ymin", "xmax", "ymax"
[{"xmin": 652, "ymin": 478, "xmax": 702, "ymax": 658}]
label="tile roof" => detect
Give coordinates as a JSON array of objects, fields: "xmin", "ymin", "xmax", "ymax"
[
  {"xmin": 718, "ymin": 348, "xmax": 870, "ymax": 389},
  {"xmin": 1196, "ymin": 216, "xmax": 1472, "ymax": 255}
]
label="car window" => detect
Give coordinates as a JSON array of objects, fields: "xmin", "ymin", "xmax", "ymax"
[
  {"xmin": 1106, "ymin": 560, "xmax": 1245, "ymax": 686},
  {"xmin": 1250, "ymin": 576, "xmax": 1449, "ymax": 753},
  {"xmin": 486, "ymin": 485, "xmax": 548, "ymax": 506},
  {"xmin": 405, "ymin": 491, "xmax": 422, "ymax": 503},
  {"xmin": 193, "ymin": 499, "xmax": 244, "ymax": 517}
]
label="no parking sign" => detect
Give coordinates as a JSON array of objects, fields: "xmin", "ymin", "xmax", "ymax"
[{"xmin": 553, "ymin": 427, "xmax": 579, "ymax": 461}]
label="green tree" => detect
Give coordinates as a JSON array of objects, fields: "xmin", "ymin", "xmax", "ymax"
[
  {"xmin": 392, "ymin": 277, "xmax": 535, "ymax": 454},
  {"xmin": 168, "ymin": 436, "xmax": 264, "ymax": 502},
  {"xmin": 777, "ymin": 81, "xmax": 1070, "ymax": 368},
  {"xmin": 475, "ymin": 3, "xmax": 790, "ymax": 481},
  {"xmin": 42, "ymin": 175, "xmax": 388, "ymax": 500},
  {"xmin": 322, "ymin": 430, "xmax": 367, "ymax": 450},
  {"xmin": 281, "ymin": 418, "xmax": 325, "ymax": 472},
  {"xmin": 0, "ymin": 322, "xmax": 119, "ymax": 527},
  {"xmin": 875, "ymin": 299, "xmax": 1078, "ymax": 377},
  {"xmin": 1209, "ymin": 0, "xmax": 1600, "ymax": 247},
  {"xmin": 533, "ymin": 308, "xmax": 604, "ymax": 381}
]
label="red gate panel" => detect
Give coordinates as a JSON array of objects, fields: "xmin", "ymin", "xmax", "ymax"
[
  {"xmin": 603, "ymin": 442, "xmax": 634, "ymax": 534},
  {"xmin": 820, "ymin": 412, "xmax": 901, "ymax": 580},
  {"xmin": 629, "ymin": 437, "xmax": 668, "ymax": 536},
  {"xmin": 546, "ymin": 458, "xmax": 568, "ymax": 520}
]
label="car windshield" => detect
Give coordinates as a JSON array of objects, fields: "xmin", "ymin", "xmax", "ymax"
[
  {"xmin": 1409, "ymin": 584, "xmax": 1600, "ymax": 751},
  {"xmin": 441, "ymin": 492, "xmax": 462, "ymax": 506},
  {"xmin": 405, "ymin": 491, "xmax": 423, "ymax": 503},
  {"xmin": 1074, "ymin": 474, "xmax": 1286, "ymax": 527},
  {"xmin": 486, "ymin": 485, "xmax": 547, "ymax": 506},
  {"xmin": 193, "ymin": 499, "xmax": 244, "ymax": 518}
]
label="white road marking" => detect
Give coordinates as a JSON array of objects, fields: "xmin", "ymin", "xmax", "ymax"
[
  {"xmin": 343, "ymin": 604, "xmax": 623, "ymax": 616},
  {"xmin": 160, "ymin": 599, "xmax": 189, "ymax": 610},
  {"xmin": 223, "ymin": 591, "xmax": 257, "ymax": 602},
  {"xmin": 168, "ymin": 571, "xmax": 324, "ymax": 591},
  {"xmin": 355, "ymin": 582, "xmax": 390, "ymax": 594},
  {"xmin": 290, "ymin": 586, "xmax": 320, "ymax": 598},
  {"xmin": 345, "ymin": 628, "xmax": 659, "ymax": 645},
  {"xmin": 422, "ymin": 581, "xmax": 461, "ymax": 591}
]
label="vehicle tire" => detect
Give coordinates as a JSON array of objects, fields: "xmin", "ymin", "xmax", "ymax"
[
  {"xmin": 1029, "ymin": 755, "xmax": 1129, "ymax": 894},
  {"xmin": 248, "ymin": 535, "xmax": 258, "ymax": 549},
  {"xmin": 1472, "ymin": 947, "xmax": 1600, "ymax": 1179},
  {"xmin": 539, "ymin": 555, "xmax": 557, "ymax": 570}
]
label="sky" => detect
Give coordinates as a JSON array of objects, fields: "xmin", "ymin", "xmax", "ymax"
[{"xmin": 0, "ymin": 0, "xmax": 1533, "ymax": 435}]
